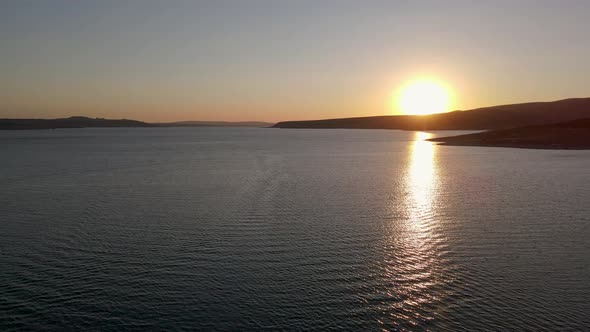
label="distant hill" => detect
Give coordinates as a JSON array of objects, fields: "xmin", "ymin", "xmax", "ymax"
[
  {"xmin": 158, "ymin": 121, "xmax": 272, "ymax": 127},
  {"xmin": 0, "ymin": 116, "xmax": 151, "ymax": 130},
  {"xmin": 0, "ymin": 117, "xmax": 272, "ymax": 130},
  {"xmin": 273, "ymin": 98, "xmax": 590, "ymax": 130},
  {"xmin": 429, "ymin": 118, "xmax": 590, "ymax": 149}
]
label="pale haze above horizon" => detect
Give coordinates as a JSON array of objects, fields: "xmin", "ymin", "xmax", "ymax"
[{"xmin": 2, "ymin": 0, "xmax": 590, "ymax": 122}]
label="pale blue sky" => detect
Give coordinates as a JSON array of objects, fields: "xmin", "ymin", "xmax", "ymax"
[{"xmin": 2, "ymin": 0, "xmax": 589, "ymax": 121}]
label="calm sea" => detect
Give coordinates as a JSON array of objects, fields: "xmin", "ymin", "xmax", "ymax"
[{"xmin": 1, "ymin": 128, "xmax": 589, "ymax": 331}]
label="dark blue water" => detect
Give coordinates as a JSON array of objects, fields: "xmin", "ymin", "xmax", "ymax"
[{"xmin": 1, "ymin": 128, "xmax": 589, "ymax": 331}]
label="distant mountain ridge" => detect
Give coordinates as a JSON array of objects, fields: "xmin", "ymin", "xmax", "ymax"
[
  {"xmin": 273, "ymin": 98, "xmax": 590, "ymax": 130},
  {"xmin": 4, "ymin": 98, "xmax": 590, "ymax": 130},
  {"xmin": 0, "ymin": 117, "xmax": 271, "ymax": 130},
  {"xmin": 157, "ymin": 121, "xmax": 272, "ymax": 127},
  {"xmin": 0, "ymin": 116, "xmax": 150, "ymax": 130}
]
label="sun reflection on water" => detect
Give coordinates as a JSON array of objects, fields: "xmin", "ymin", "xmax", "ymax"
[
  {"xmin": 408, "ymin": 132, "xmax": 437, "ymax": 216},
  {"xmin": 379, "ymin": 131, "xmax": 448, "ymax": 329}
]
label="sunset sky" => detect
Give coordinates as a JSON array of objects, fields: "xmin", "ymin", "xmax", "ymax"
[{"xmin": 2, "ymin": 0, "xmax": 590, "ymax": 122}]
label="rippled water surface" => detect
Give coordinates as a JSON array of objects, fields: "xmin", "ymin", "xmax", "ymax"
[{"xmin": 1, "ymin": 128, "xmax": 589, "ymax": 331}]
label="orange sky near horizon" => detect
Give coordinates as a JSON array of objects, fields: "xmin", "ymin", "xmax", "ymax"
[{"xmin": 2, "ymin": 1, "xmax": 589, "ymax": 122}]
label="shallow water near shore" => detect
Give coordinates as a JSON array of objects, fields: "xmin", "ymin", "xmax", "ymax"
[{"xmin": 1, "ymin": 127, "xmax": 589, "ymax": 331}]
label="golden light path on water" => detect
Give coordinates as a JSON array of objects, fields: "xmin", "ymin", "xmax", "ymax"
[
  {"xmin": 381, "ymin": 131, "xmax": 450, "ymax": 328},
  {"xmin": 409, "ymin": 132, "xmax": 437, "ymax": 209}
]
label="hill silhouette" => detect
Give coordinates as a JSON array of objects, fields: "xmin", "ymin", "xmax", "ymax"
[
  {"xmin": 430, "ymin": 118, "xmax": 590, "ymax": 149},
  {"xmin": 0, "ymin": 117, "xmax": 272, "ymax": 130},
  {"xmin": 273, "ymin": 98, "xmax": 590, "ymax": 130},
  {"xmin": 0, "ymin": 116, "xmax": 151, "ymax": 130},
  {"xmin": 157, "ymin": 121, "xmax": 272, "ymax": 127}
]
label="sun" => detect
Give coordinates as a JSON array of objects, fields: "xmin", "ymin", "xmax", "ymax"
[{"xmin": 397, "ymin": 79, "xmax": 451, "ymax": 115}]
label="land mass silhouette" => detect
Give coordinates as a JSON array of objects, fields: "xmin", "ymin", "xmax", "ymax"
[
  {"xmin": 429, "ymin": 118, "xmax": 590, "ymax": 149},
  {"xmin": 155, "ymin": 121, "xmax": 272, "ymax": 127},
  {"xmin": 0, "ymin": 116, "xmax": 150, "ymax": 130},
  {"xmin": 3, "ymin": 98, "xmax": 590, "ymax": 132},
  {"xmin": 0, "ymin": 117, "xmax": 271, "ymax": 130},
  {"xmin": 272, "ymin": 98, "xmax": 590, "ymax": 130}
]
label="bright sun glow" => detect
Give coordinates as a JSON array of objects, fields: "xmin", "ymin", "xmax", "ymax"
[{"xmin": 398, "ymin": 80, "xmax": 451, "ymax": 115}]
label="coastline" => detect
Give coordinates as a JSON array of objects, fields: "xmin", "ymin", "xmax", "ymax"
[
  {"xmin": 432, "ymin": 142, "xmax": 590, "ymax": 150},
  {"xmin": 429, "ymin": 119, "xmax": 590, "ymax": 150}
]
